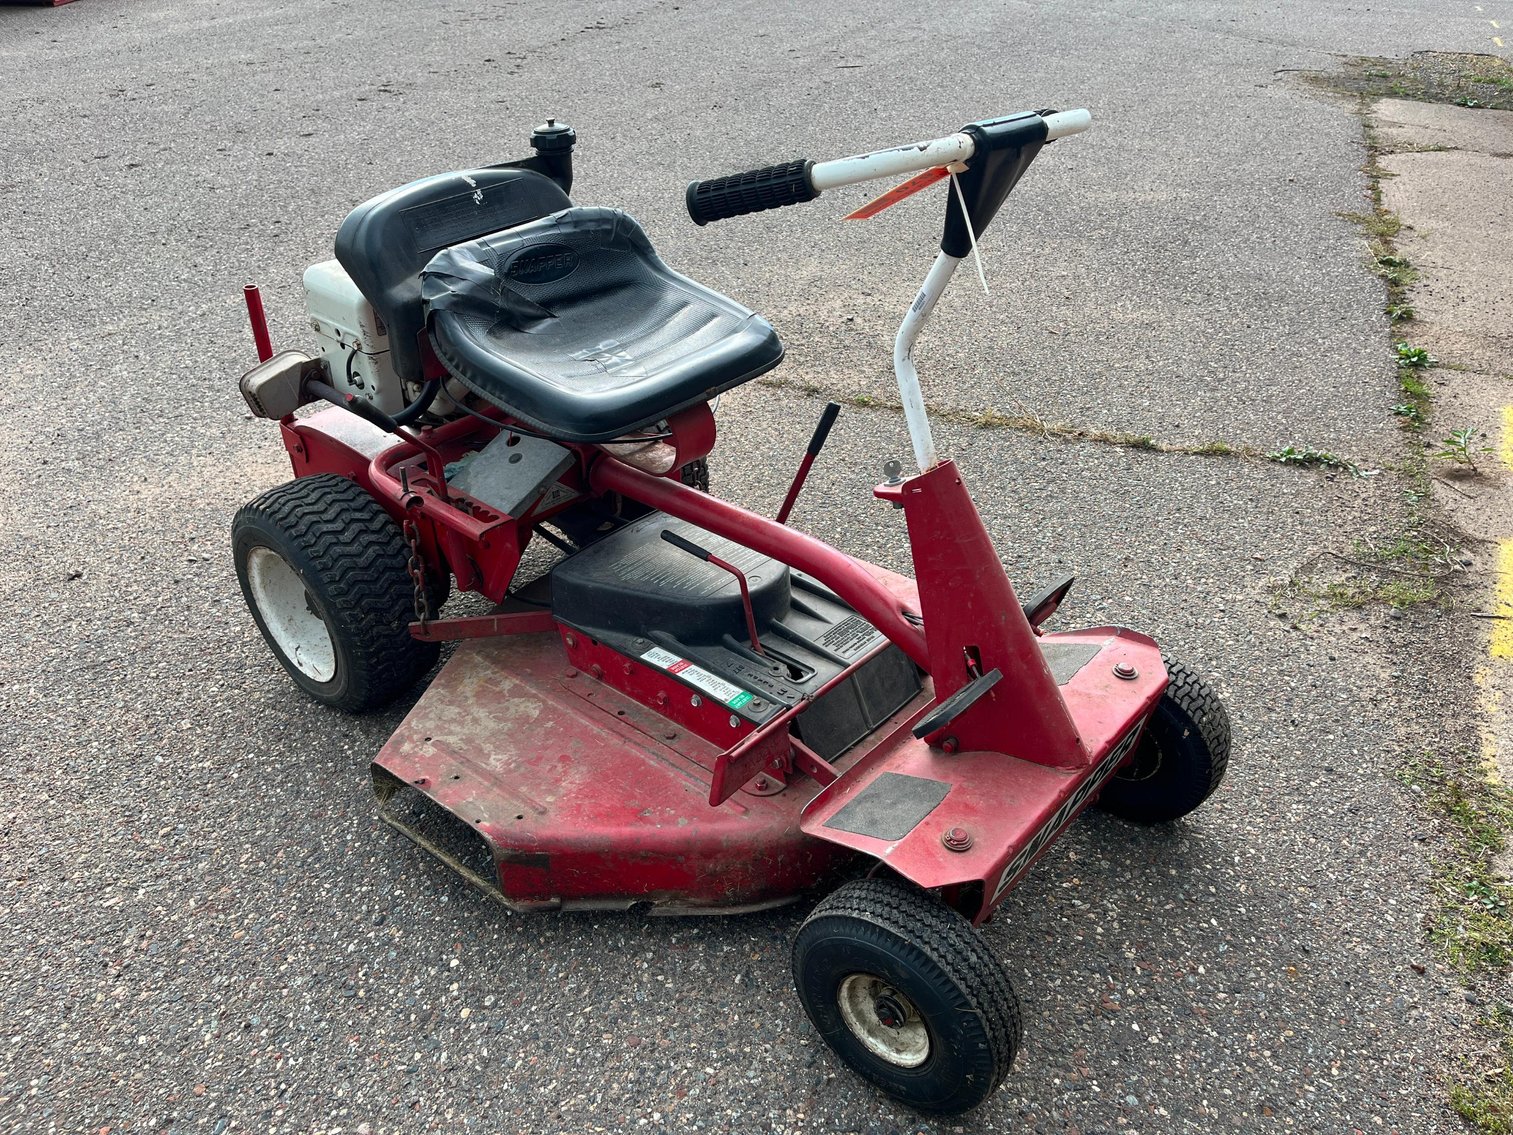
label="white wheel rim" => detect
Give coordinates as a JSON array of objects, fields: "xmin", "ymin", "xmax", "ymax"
[
  {"xmin": 246, "ymin": 546, "xmax": 337, "ymax": 683},
  {"xmin": 836, "ymin": 973, "xmax": 930, "ymax": 1068}
]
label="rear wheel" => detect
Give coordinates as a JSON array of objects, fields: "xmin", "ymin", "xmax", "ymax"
[
  {"xmin": 1097, "ymin": 656, "xmax": 1230, "ymax": 822},
  {"xmin": 792, "ymin": 877, "xmax": 1021, "ymax": 1114},
  {"xmin": 232, "ymin": 474, "xmax": 439, "ymax": 712}
]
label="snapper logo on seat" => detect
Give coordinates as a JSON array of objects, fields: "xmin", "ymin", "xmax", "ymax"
[{"xmin": 504, "ymin": 244, "xmax": 580, "ymax": 284}]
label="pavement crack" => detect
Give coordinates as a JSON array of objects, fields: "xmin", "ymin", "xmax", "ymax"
[{"xmin": 756, "ymin": 375, "xmax": 1376, "ymax": 474}]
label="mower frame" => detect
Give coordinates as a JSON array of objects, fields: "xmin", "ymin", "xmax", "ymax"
[{"xmin": 276, "ymin": 385, "xmax": 1164, "ymax": 926}]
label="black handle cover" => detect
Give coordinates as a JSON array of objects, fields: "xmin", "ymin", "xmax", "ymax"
[
  {"xmin": 686, "ymin": 159, "xmax": 819, "ymax": 225},
  {"xmin": 807, "ymin": 401, "xmax": 841, "ymax": 456},
  {"xmin": 660, "ymin": 529, "xmax": 712, "ymax": 561},
  {"xmin": 912, "ymin": 668, "xmax": 1004, "ymax": 740}
]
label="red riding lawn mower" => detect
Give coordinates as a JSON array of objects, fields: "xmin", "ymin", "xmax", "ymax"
[{"xmin": 233, "ymin": 108, "xmax": 1231, "ymax": 1114}]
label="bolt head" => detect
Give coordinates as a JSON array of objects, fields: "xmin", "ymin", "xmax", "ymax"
[
  {"xmin": 1113, "ymin": 661, "xmax": 1138, "ymax": 680},
  {"xmin": 941, "ymin": 826, "xmax": 974, "ymax": 852}
]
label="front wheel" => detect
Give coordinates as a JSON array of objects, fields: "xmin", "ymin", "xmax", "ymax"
[
  {"xmin": 232, "ymin": 474, "xmax": 439, "ymax": 712},
  {"xmin": 1097, "ymin": 656, "xmax": 1231, "ymax": 822},
  {"xmin": 792, "ymin": 877, "xmax": 1022, "ymax": 1114}
]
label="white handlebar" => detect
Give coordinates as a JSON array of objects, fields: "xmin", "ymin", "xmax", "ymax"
[
  {"xmin": 808, "ymin": 108, "xmax": 1091, "ymax": 193},
  {"xmin": 810, "ymin": 134, "xmax": 976, "ymax": 192},
  {"xmin": 1043, "ymin": 108, "xmax": 1092, "ymax": 139}
]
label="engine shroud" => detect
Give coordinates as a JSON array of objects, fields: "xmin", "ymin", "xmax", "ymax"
[{"xmin": 550, "ymin": 513, "xmax": 921, "ymax": 760}]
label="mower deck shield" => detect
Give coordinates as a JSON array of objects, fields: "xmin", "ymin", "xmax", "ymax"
[
  {"xmin": 371, "ymin": 630, "xmax": 861, "ymax": 913},
  {"xmin": 800, "ymin": 628, "xmax": 1166, "ymax": 924}
]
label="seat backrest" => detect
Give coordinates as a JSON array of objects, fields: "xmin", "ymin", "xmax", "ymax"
[{"xmin": 334, "ymin": 167, "xmax": 572, "ymax": 384}]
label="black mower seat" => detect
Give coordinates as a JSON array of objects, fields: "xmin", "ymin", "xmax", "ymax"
[{"xmin": 420, "ymin": 207, "xmax": 783, "ymax": 442}]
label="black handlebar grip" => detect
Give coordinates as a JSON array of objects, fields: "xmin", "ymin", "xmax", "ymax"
[
  {"xmin": 660, "ymin": 529, "xmax": 713, "ymax": 561},
  {"xmin": 685, "ymin": 159, "xmax": 819, "ymax": 226}
]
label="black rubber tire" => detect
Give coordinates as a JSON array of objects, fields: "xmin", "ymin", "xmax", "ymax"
[
  {"xmin": 792, "ymin": 877, "xmax": 1022, "ymax": 1114},
  {"xmin": 232, "ymin": 474, "xmax": 439, "ymax": 712},
  {"xmin": 1097, "ymin": 655, "xmax": 1231, "ymax": 822},
  {"xmin": 679, "ymin": 457, "xmax": 710, "ymax": 492}
]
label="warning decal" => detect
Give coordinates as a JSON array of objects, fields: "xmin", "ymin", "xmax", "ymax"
[{"xmin": 639, "ymin": 646, "xmax": 754, "ymax": 709}]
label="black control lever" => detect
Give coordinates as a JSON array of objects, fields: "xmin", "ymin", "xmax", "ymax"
[
  {"xmin": 1021, "ymin": 575, "xmax": 1075, "ymax": 629},
  {"xmin": 660, "ymin": 530, "xmax": 765, "ymax": 656},
  {"xmin": 912, "ymin": 668, "xmax": 1003, "ymax": 741},
  {"xmin": 775, "ymin": 401, "xmax": 841, "ymax": 525}
]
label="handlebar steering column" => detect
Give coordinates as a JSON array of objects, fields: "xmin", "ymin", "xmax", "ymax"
[{"xmin": 685, "ymin": 108, "xmax": 1093, "ymax": 472}]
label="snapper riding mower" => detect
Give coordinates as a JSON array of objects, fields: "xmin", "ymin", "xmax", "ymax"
[{"xmin": 232, "ymin": 107, "xmax": 1231, "ymax": 1113}]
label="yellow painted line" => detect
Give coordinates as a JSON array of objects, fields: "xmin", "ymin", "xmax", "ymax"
[
  {"xmin": 1496, "ymin": 35, "xmax": 1506, "ymax": 46},
  {"xmin": 1493, "ymin": 541, "xmax": 1513, "ymax": 660},
  {"xmin": 1493, "ymin": 19, "xmax": 1502, "ymax": 28}
]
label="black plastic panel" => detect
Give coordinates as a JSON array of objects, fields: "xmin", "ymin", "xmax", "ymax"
[
  {"xmin": 550, "ymin": 513, "xmax": 921, "ymax": 736},
  {"xmin": 796, "ymin": 648, "xmax": 922, "ymax": 761}
]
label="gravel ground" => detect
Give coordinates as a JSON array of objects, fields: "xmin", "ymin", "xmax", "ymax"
[{"xmin": 0, "ymin": 1, "xmax": 1502, "ymax": 1132}]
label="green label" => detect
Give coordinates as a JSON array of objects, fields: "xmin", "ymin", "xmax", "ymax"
[{"xmin": 727, "ymin": 691, "xmax": 754, "ymax": 710}]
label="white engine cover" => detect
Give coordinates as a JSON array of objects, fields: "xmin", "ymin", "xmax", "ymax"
[{"xmin": 302, "ymin": 260, "xmax": 407, "ymax": 415}]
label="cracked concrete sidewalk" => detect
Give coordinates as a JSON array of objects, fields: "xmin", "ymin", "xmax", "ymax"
[{"xmin": 1375, "ymin": 97, "xmax": 1513, "ymax": 781}]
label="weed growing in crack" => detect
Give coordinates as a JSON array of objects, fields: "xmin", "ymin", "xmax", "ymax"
[
  {"xmin": 1450, "ymin": 1007, "xmax": 1513, "ymax": 1134},
  {"xmin": 1397, "ymin": 754, "xmax": 1513, "ymax": 972},
  {"xmin": 1397, "ymin": 341, "xmax": 1436, "ymax": 368},
  {"xmin": 1434, "ymin": 427, "xmax": 1494, "ymax": 470},
  {"xmin": 1393, "ymin": 402, "xmax": 1426, "ymax": 426},
  {"xmin": 1266, "ymin": 445, "xmax": 1369, "ymax": 477}
]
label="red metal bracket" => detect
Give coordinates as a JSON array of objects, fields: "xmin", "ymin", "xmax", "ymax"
[
  {"xmin": 243, "ymin": 284, "xmax": 274, "ymax": 362},
  {"xmin": 893, "ymin": 460, "xmax": 1088, "ymax": 767},
  {"xmin": 790, "ymin": 737, "xmax": 839, "ymax": 787},
  {"xmin": 409, "ymin": 610, "xmax": 557, "ymax": 642}
]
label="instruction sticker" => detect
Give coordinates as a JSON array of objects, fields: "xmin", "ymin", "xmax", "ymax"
[{"xmin": 639, "ymin": 646, "xmax": 754, "ymax": 709}]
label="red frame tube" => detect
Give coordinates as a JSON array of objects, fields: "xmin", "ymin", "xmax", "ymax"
[
  {"xmin": 243, "ymin": 284, "xmax": 274, "ymax": 362},
  {"xmin": 591, "ymin": 457, "xmax": 929, "ymax": 671}
]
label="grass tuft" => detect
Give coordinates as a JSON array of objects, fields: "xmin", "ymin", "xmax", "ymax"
[{"xmin": 1397, "ymin": 755, "xmax": 1513, "ymax": 972}]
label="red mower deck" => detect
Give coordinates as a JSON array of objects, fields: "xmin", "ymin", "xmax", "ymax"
[{"xmin": 373, "ymin": 628, "xmax": 876, "ymax": 913}]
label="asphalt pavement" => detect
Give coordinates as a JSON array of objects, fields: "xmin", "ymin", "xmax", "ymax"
[{"xmin": 1, "ymin": 2, "xmax": 1505, "ymax": 1132}]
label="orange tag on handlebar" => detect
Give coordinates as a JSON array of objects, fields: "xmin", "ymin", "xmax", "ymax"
[{"xmin": 844, "ymin": 165, "xmax": 951, "ymax": 220}]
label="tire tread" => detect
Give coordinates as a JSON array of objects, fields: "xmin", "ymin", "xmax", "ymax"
[
  {"xmin": 795, "ymin": 877, "xmax": 1021, "ymax": 1111},
  {"xmin": 234, "ymin": 474, "xmax": 436, "ymax": 711}
]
